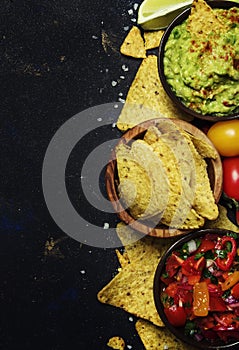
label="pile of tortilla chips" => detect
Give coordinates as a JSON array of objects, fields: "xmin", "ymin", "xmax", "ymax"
[
  {"xmin": 116, "ymin": 120, "xmax": 219, "ymax": 230},
  {"xmin": 99, "ymin": 0, "xmax": 239, "ymax": 349}
]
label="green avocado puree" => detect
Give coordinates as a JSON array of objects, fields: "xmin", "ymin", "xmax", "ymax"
[{"xmin": 164, "ymin": 7, "xmax": 239, "ymax": 116}]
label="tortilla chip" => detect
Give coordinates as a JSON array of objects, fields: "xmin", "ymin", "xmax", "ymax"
[
  {"xmin": 98, "ymin": 223, "xmax": 174, "ymax": 327},
  {"xmin": 97, "ymin": 260, "xmax": 163, "ymax": 326},
  {"xmin": 107, "ymin": 336, "xmax": 125, "ymax": 350},
  {"xmin": 116, "ymin": 140, "xmax": 171, "ymax": 220},
  {"xmin": 146, "ymin": 120, "xmax": 218, "ymax": 223},
  {"xmin": 120, "ymin": 26, "xmax": 146, "ymax": 58},
  {"xmin": 135, "ymin": 319, "xmax": 198, "ymax": 350},
  {"xmin": 144, "ymin": 127, "xmax": 205, "ymax": 229},
  {"xmin": 205, "ymin": 204, "xmax": 239, "ymax": 232},
  {"xmin": 116, "ymin": 143, "xmax": 153, "ymax": 218},
  {"xmin": 115, "ymin": 249, "xmax": 130, "ymax": 268},
  {"xmin": 183, "ymin": 131, "xmax": 218, "ymax": 160},
  {"xmin": 116, "ymin": 222, "xmax": 174, "ymax": 266},
  {"xmin": 144, "ymin": 30, "xmax": 164, "ymax": 50},
  {"xmin": 183, "ymin": 133, "xmax": 218, "ymax": 220},
  {"xmin": 116, "ymin": 55, "xmax": 192, "ymax": 131},
  {"xmin": 187, "ymin": 0, "xmax": 225, "ymax": 37},
  {"xmin": 130, "ymin": 140, "xmax": 170, "ymax": 220}
]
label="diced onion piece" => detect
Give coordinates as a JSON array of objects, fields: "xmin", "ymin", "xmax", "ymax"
[
  {"xmin": 206, "ymin": 259, "xmax": 214, "ymax": 268},
  {"xmin": 187, "ymin": 239, "xmax": 197, "ymax": 253}
]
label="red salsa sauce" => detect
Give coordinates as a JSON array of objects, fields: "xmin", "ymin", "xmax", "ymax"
[{"xmin": 160, "ymin": 231, "xmax": 239, "ymax": 343}]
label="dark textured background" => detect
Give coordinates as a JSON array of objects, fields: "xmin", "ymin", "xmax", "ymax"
[{"xmin": 0, "ymin": 1, "xmax": 146, "ymax": 349}]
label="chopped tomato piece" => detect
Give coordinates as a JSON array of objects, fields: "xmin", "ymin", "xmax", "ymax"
[
  {"xmin": 197, "ymin": 238, "xmax": 216, "ymax": 253},
  {"xmin": 187, "ymin": 274, "xmax": 201, "ymax": 285},
  {"xmin": 198, "ymin": 315, "xmax": 215, "ymax": 330},
  {"xmin": 231, "ymin": 282, "xmax": 239, "ymax": 299},
  {"xmin": 207, "ymin": 283, "xmax": 223, "ymax": 296},
  {"xmin": 182, "ymin": 255, "xmax": 205, "ymax": 276},
  {"xmin": 209, "ymin": 295, "xmax": 227, "ymax": 312},
  {"xmin": 164, "ymin": 305, "xmax": 187, "ymax": 327},
  {"xmin": 165, "ymin": 282, "xmax": 179, "ymax": 298},
  {"xmin": 160, "ymin": 274, "xmax": 175, "ymax": 286},
  {"xmin": 165, "ymin": 252, "xmax": 184, "ymax": 277},
  {"xmin": 177, "ymin": 286, "xmax": 193, "ymax": 305}
]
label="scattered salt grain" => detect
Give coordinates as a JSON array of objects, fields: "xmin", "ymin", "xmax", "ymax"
[
  {"xmin": 92, "ymin": 35, "xmax": 98, "ymax": 39},
  {"xmin": 120, "ymin": 75, "xmax": 125, "ymax": 79},
  {"xmin": 133, "ymin": 3, "xmax": 139, "ymax": 11},
  {"xmin": 131, "ymin": 18, "xmax": 137, "ymax": 22},
  {"xmin": 118, "ymin": 92, "xmax": 123, "ymax": 97},
  {"xmin": 105, "ymin": 68, "xmax": 109, "ymax": 73},
  {"xmin": 118, "ymin": 97, "xmax": 125, "ymax": 104},
  {"xmin": 129, "ymin": 316, "xmax": 133, "ymax": 322},
  {"xmin": 122, "ymin": 64, "xmax": 129, "ymax": 72},
  {"xmin": 97, "ymin": 117, "xmax": 102, "ymax": 122},
  {"xmin": 128, "ymin": 9, "xmax": 133, "ymax": 15},
  {"xmin": 113, "ymin": 104, "xmax": 119, "ymax": 109},
  {"xmin": 112, "ymin": 122, "xmax": 117, "ymax": 128},
  {"xmin": 103, "ymin": 222, "xmax": 110, "ymax": 229},
  {"xmin": 163, "ymin": 346, "xmax": 169, "ymax": 350},
  {"xmin": 80, "ymin": 270, "xmax": 86, "ymax": 274},
  {"xmin": 127, "ymin": 346, "xmax": 132, "ymax": 349},
  {"xmin": 123, "ymin": 26, "xmax": 130, "ymax": 31},
  {"xmin": 111, "ymin": 80, "xmax": 117, "ymax": 87}
]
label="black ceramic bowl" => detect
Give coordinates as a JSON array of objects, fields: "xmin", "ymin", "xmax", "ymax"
[
  {"xmin": 153, "ymin": 228, "xmax": 239, "ymax": 350},
  {"xmin": 158, "ymin": 1, "xmax": 239, "ymax": 122}
]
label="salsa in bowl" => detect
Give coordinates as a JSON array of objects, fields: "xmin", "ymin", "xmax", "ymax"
[
  {"xmin": 153, "ymin": 229, "xmax": 239, "ymax": 349},
  {"xmin": 158, "ymin": 0, "xmax": 239, "ymax": 121}
]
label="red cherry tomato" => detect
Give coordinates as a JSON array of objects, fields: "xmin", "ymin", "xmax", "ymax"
[
  {"xmin": 207, "ymin": 120, "xmax": 239, "ymax": 157},
  {"xmin": 164, "ymin": 305, "xmax": 187, "ymax": 327},
  {"xmin": 222, "ymin": 157, "xmax": 239, "ymax": 201}
]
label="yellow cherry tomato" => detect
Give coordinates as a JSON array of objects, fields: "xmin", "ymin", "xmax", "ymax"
[{"xmin": 207, "ymin": 120, "xmax": 239, "ymax": 157}]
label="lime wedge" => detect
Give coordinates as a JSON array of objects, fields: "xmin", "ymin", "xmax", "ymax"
[{"xmin": 137, "ymin": 0, "xmax": 193, "ymax": 30}]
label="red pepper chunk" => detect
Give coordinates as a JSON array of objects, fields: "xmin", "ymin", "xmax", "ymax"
[{"xmin": 215, "ymin": 236, "xmax": 237, "ymax": 271}]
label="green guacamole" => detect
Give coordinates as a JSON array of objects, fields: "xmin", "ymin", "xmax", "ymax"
[{"xmin": 164, "ymin": 7, "xmax": 239, "ymax": 116}]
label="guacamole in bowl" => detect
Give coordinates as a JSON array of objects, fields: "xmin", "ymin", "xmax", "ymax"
[{"xmin": 158, "ymin": 0, "xmax": 239, "ymax": 121}]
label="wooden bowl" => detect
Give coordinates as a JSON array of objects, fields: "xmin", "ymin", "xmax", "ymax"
[{"xmin": 105, "ymin": 119, "xmax": 223, "ymax": 238}]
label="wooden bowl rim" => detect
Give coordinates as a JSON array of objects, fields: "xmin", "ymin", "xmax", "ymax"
[{"xmin": 105, "ymin": 118, "xmax": 223, "ymax": 238}]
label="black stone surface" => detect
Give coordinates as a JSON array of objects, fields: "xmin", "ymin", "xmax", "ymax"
[{"xmin": 1, "ymin": 1, "xmax": 146, "ymax": 349}]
